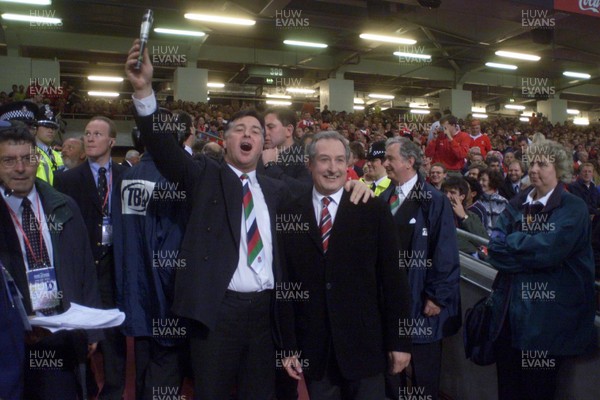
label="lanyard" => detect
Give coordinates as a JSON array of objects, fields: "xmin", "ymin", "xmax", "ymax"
[
  {"xmin": 5, "ymin": 194, "xmax": 47, "ymax": 269},
  {"xmin": 100, "ymin": 167, "xmax": 113, "ymax": 212}
]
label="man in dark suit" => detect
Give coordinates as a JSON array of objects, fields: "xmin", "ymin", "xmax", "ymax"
[
  {"xmin": 381, "ymin": 137, "xmax": 461, "ymax": 400},
  {"xmin": 126, "ymin": 40, "xmax": 370, "ymax": 399},
  {"xmin": 127, "ymin": 39, "xmax": 295, "ymax": 400},
  {"xmin": 0, "ymin": 121, "xmax": 102, "ymax": 399},
  {"xmin": 258, "ymin": 107, "xmax": 312, "ymax": 194},
  {"xmin": 499, "ymin": 160, "xmax": 525, "ymax": 201},
  {"xmin": 280, "ymin": 131, "xmax": 412, "ymax": 399},
  {"xmin": 54, "ymin": 116, "xmax": 126, "ymax": 400},
  {"xmin": 121, "ymin": 149, "xmax": 140, "ymax": 168}
]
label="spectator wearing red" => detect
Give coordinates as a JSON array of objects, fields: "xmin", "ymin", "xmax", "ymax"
[
  {"xmin": 425, "ymin": 115, "xmax": 472, "ymax": 173},
  {"xmin": 469, "ymin": 119, "xmax": 491, "ymax": 157},
  {"xmin": 297, "ymin": 111, "xmax": 314, "ymax": 130}
]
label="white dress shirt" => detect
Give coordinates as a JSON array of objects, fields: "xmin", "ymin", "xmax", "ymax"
[{"xmin": 312, "ymin": 187, "xmax": 344, "ymax": 227}]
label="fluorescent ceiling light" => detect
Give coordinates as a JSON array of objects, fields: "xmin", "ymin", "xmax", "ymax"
[
  {"xmin": 563, "ymin": 71, "xmax": 591, "ymax": 79},
  {"xmin": 410, "ymin": 109, "xmax": 430, "ymax": 114},
  {"xmin": 353, "ymin": 105, "xmax": 365, "ymax": 110},
  {"xmin": 154, "ymin": 28, "xmax": 205, "ymax": 37},
  {"xmin": 1, "ymin": 12, "xmax": 61, "ymax": 24},
  {"xmin": 207, "ymin": 82, "xmax": 225, "ymax": 88},
  {"xmin": 88, "ymin": 91, "xmax": 119, "ymax": 97},
  {"xmin": 505, "ymin": 104, "xmax": 526, "ymax": 110},
  {"xmin": 495, "ymin": 51, "xmax": 540, "ymax": 61},
  {"xmin": 184, "ymin": 13, "xmax": 255, "ymax": 26},
  {"xmin": 266, "ymin": 100, "xmax": 292, "ymax": 106},
  {"xmin": 485, "ymin": 62, "xmax": 517, "ymax": 70},
  {"xmin": 472, "ymin": 113, "xmax": 488, "ymax": 119},
  {"xmin": 409, "ymin": 102, "xmax": 428, "ymax": 108},
  {"xmin": 567, "ymin": 109, "xmax": 580, "ymax": 115},
  {"xmin": 471, "ymin": 107, "xmax": 486, "ymax": 113},
  {"xmin": 519, "ymin": 117, "xmax": 530, "ymax": 122},
  {"xmin": 574, "ymin": 118, "xmax": 589, "ymax": 126},
  {"xmin": 266, "ymin": 94, "xmax": 291, "ymax": 99},
  {"xmin": 88, "ymin": 76, "xmax": 123, "ymax": 82},
  {"xmin": 354, "ymin": 98, "xmax": 365, "ymax": 104},
  {"xmin": 283, "ymin": 40, "xmax": 327, "ymax": 48},
  {"xmin": 359, "ymin": 33, "xmax": 416, "ymax": 45},
  {"xmin": 286, "ymin": 88, "xmax": 315, "ymax": 94},
  {"xmin": 369, "ymin": 93, "xmax": 394, "ymax": 100},
  {"xmin": 0, "ymin": 0, "xmax": 51, "ymax": 4},
  {"xmin": 394, "ymin": 51, "xmax": 431, "ymax": 60}
]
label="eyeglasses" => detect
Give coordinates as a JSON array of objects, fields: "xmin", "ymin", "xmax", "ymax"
[{"xmin": 0, "ymin": 154, "xmax": 41, "ymax": 168}]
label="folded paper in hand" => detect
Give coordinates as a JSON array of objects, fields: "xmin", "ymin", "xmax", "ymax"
[{"xmin": 30, "ymin": 303, "xmax": 125, "ymax": 333}]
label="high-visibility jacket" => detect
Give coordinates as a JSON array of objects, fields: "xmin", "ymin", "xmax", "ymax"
[{"xmin": 36, "ymin": 147, "xmax": 64, "ymax": 185}]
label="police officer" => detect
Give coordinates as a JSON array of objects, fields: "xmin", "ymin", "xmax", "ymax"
[{"xmin": 34, "ymin": 104, "xmax": 64, "ymax": 184}]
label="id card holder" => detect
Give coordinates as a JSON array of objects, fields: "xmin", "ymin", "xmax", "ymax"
[
  {"xmin": 101, "ymin": 216, "xmax": 113, "ymax": 245},
  {"xmin": 27, "ymin": 266, "xmax": 60, "ymax": 312}
]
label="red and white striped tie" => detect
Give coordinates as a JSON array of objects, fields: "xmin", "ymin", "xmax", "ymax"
[{"xmin": 320, "ymin": 196, "xmax": 333, "ymax": 252}]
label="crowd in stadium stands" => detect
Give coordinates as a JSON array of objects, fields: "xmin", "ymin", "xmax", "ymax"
[{"xmin": 1, "ymin": 62, "xmax": 599, "ymax": 400}]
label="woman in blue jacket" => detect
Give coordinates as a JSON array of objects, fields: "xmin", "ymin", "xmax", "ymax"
[{"xmin": 488, "ymin": 138, "xmax": 596, "ymax": 400}]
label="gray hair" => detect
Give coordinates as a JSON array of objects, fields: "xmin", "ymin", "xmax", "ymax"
[
  {"xmin": 525, "ymin": 139, "xmax": 572, "ymax": 183},
  {"xmin": 306, "ymin": 131, "xmax": 350, "ymax": 163},
  {"xmin": 125, "ymin": 149, "xmax": 140, "ymax": 160},
  {"xmin": 385, "ymin": 137, "xmax": 423, "ymax": 172}
]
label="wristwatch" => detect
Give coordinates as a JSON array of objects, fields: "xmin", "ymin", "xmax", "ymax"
[
  {"xmin": 264, "ymin": 161, "xmax": 277, "ymax": 169},
  {"xmin": 462, "ymin": 214, "xmax": 469, "ymax": 222}
]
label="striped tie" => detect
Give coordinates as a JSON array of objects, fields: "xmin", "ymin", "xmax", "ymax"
[
  {"xmin": 241, "ymin": 174, "xmax": 264, "ymax": 272},
  {"xmin": 320, "ymin": 197, "xmax": 333, "ymax": 252},
  {"xmin": 390, "ymin": 186, "xmax": 401, "ymax": 215}
]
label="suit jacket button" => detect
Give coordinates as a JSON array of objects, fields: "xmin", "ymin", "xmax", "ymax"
[
  {"xmin": 95, "ymin": 260, "xmax": 99, "ymax": 265},
  {"xmin": 96, "ymin": 242, "xmax": 101, "ymax": 246},
  {"xmin": 204, "ymin": 256, "xmax": 209, "ymax": 261},
  {"xmin": 212, "ymin": 199, "xmax": 217, "ymax": 204},
  {"xmin": 207, "ymin": 227, "xmax": 211, "ymax": 232},
  {"xmin": 326, "ymin": 283, "xmax": 332, "ymax": 290}
]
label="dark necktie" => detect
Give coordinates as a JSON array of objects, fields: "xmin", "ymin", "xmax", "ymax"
[
  {"xmin": 98, "ymin": 167, "xmax": 108, "ymax": 215},
  {"xmin": 320, "ymin": 197, "xmax": 333, "ymax": 252},
  {"xmin": 514, "ymin": 184, "xmax": 520, "ymax": 194},
  {"xmin": 46, "ymin": 148, "xmax": 57, "ymax": 170},
  {"xmin": 21, "ymin": 197, "xmax": 51, "ymax": 270},
  {"xmin": 370, "ymin": 182, "xmax": 377, "ymax": 192}
]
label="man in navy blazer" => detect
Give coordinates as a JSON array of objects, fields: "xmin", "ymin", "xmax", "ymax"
[
  {"xmin": 381, "ymin": 137, "xmax": 461, "ymax": 400},
  {"xmin": 54, "ymin": 116, "xmax": 127, "ymax": 399},
  {"xmin": 281, "ymin": 131, "xmax": 412, "ymax": 399}
]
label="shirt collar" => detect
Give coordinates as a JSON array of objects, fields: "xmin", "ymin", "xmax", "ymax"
[
  {"xmin": 374, "ymin": 175, "xmax": 389, "ymax": 186},
  {"xmin": 1, "ymin": 184, "xmax": 38, "ymax": 213},
  {"xmin": 88, "ymin": 158, "xmax": 112, "ymax": 173},
  {"xmin": 313, "ymin": 186, "xmax": 344, "ymax": 206},
  {"xmin": 398, "ymin": 173, "xmax": 418, "ymax": 194},
  {"xmin": 523, "ymin": 187, "xmax": 555, "ymax": 207},
  {"xmin": 228, "ymin": 164, "xmax": 257, "ymax": 185},
  {"xmin": 470, "ymin": 133, "xmax": 482, "ymax": 140}
]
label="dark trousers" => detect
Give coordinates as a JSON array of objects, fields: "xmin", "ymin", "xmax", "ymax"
[
  {"xmin": 276, "ymin": 367, "xmax": 299, "ymax": 400},
  {"xmin": 134, "ymin": 337, "xmax": 187, "ymax": 400},
  {"xmin": 24, "ymin": 331, "xmax": 82, "ymax": 400},
  {"xmin": 189, "ymin": 290, "xmax": 275, "ymax": 400},
  {"xmin": 386, "ymin": 341, "xmax": 442, "ymax": 400},
  {"xmin": 494, "ymin": 329, "xmax": 563, "ymax": 400},
  {"xmin": 94, "ymin": 252, "xmax": 127, "ymax": 400},
  {"xmin": 306, "ymin": 343, "xmax": 385, "ymax": 400}
]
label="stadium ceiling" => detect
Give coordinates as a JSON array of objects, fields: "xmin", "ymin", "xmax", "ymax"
[{"xmin": 1, "ymin": 0, "xmax": 599, "ymax": 111}]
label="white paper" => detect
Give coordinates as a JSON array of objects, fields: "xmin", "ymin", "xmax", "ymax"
[{"xmin": 29, "ymin": 303, "xmax": 125, "ymax": 333}]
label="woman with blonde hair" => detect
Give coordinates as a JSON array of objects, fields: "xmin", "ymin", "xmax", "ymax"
[{"xmin": 488, "ymin": 138, "xmax": 596, "ymax": 399}]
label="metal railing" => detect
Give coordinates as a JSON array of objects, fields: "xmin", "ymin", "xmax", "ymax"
[{"xmin": 456, "ymin": 228, "xmax": 600, "ymax": 324}]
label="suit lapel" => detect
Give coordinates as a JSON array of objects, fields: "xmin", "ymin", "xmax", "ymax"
[
  {"xmin": 220, "ymin": 164, "xmax": 242, "ymax": 247},
  {"xmin": 301, "ymin": 191, "xmax": 323, "ymax": 252},
  {"xmin": 327, "ymin": 191, "xmax": 351, "ymax": 254},
  {"xmin": 80, "ymin": 163, "xmax": 102, "ymax": 213}
]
